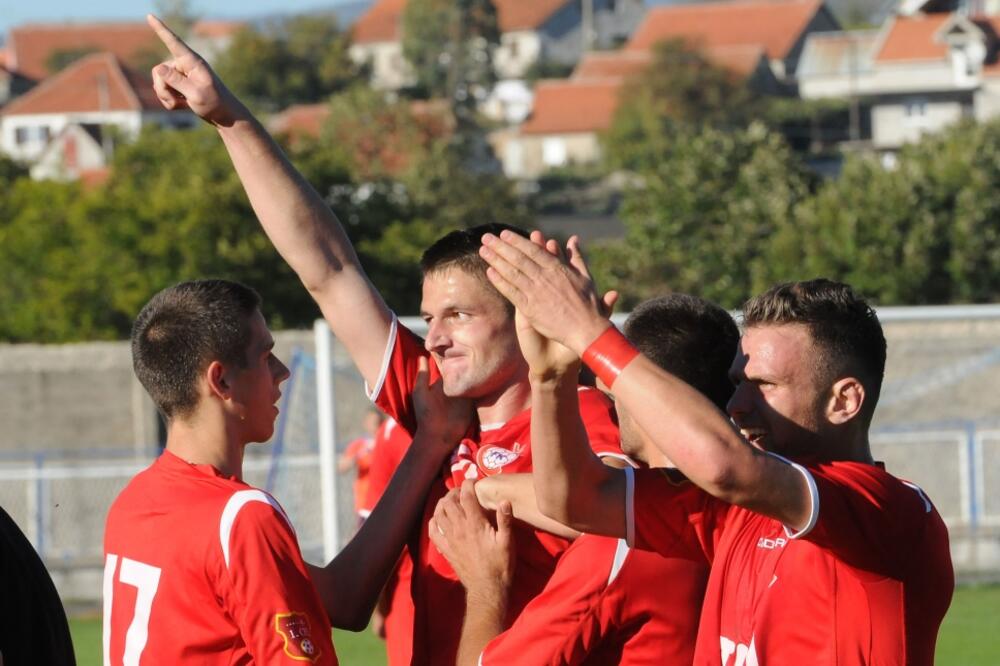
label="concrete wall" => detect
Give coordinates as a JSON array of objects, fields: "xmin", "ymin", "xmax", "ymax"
[{"xmin": 872, "ymin": 94, "xmax": 970, "ymax": 149}]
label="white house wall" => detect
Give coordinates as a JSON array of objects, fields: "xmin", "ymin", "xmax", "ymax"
[
  {"xmin": 872, "ymin": 97, "xmax": 966, "ymax": 149},
  {"xmin": 1, "ymin": 110, "xmax": 142, "ymax": 162},
  {"xmin": 349, "ymin": 42, "xmax": 415, "ymax": 90},
  {"xmin": 494, "ymin": 31, "xmax": 543, "ymax": 80}
]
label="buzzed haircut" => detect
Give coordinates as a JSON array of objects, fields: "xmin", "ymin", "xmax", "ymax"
[
  {"xmin": 623, "ymin": 294, "xmax": 739, "ymax": 410},
  {"xmin": 131, "ymin": 279, "xmax": 262, "ymax": 420},
  {"xmin": 742, "ymin": 278, "xmax": 887, "ymax": 421},
  {"xmin": 420, "ymin": 223, "xmax": 529, "ymax": 279}
]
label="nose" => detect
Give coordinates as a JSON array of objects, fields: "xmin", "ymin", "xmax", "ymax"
[
  {"xmin": 726, "ymin": 382, "xmax": 751, "ymax": 420},
  {"xmin": 275, "ymin": 356, "xmax": 291, "ymax": 385},
  {"xmin": 424, "ymin": 319, "xmax": 450, "ymax": 353}
]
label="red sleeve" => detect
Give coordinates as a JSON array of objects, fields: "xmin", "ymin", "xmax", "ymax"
[
  {"xmin": 627, "ymin": 467, "xmax": 726, "ymax": 562},
  {"xmin": 792, "ymin": 461, "xmax": 949, "ymax": 576},
  {"xmin": 219, "ymin": 493, "xmax": 337, "ymax": 665},
  {"xmin": 368, "ymin": 319, "xmax": 440, "ymax": 436},
  {"xmin": 480, "ymin": 536, "xmax": 622, "ymax": 665},
  {"xmin": 576, "ymin": 387, "xmax": 624, "ymax": 459},
  {"xmin": 343, "ymin": 438, "xmax": 363, "ymax": 461},
  {"xmin": 361, "ymin": 418, "xmax": 412, "ymax": 514}
]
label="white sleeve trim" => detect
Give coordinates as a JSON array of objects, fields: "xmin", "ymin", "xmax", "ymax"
[
  {"xmin": 219, "ymin": 489, "xmax": 293, "ymax": 570},
  {"xmin": 768, "ymin": 453, "xmax": 820, "ymax": 539},
  {"xmin": 597, "ymin": 451, "xmax": 640, "ymax": 468},
  {"xmin": 607, "ymin": 538, "xmax": 631, "ymax": 586},
  {"xmin": 625, "ymin": 466, "xmax": 636, "ymax": 548},
  {"xmin": 365, "ymin": 314, "xmax": 398, "ymax": 401}
]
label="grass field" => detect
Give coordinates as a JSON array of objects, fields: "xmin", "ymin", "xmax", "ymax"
[{"xmin": 72, "ymin": 584, "xmax": 999, "ymax": 665}]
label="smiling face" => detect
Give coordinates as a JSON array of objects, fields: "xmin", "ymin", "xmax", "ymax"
[
  {"xmin": 226, "ymin": 309, "xmax": 290, "ymax": 443},
  {"xmin": 726, "ymin": 323, "xmax": 829, "ymax": 458},
  {"xmin": 420, "ymin": 268, "xmax": 526, "ymax": 400}
]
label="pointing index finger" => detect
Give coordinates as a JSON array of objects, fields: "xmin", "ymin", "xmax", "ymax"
[{"xmin": 146, "ymin": 14, "xmax": 196, "ymax": 59}]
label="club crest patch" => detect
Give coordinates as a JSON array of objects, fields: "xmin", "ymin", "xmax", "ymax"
[
  {"xmin": 476, "ymin": 443, "xmax": 523, "ymax": 475},
  {"xmin": 275, "ymin": 612, "xmax": 322, "ymax": 662}
]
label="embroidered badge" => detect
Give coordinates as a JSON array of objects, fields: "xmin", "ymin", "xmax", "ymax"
[
  {"xmin": 275, "ymin": 612, "xmax": 321, "ymax": 662},
  {"xmin": 476, "ymin": 443, "xmax": 523, "ymax": 475}
]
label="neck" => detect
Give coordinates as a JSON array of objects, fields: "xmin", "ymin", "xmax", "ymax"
[
  {"xmin": 813, "ymin": 424, "xmax": 874, "ymax": 464},
  {"xmin": 164, "ymin": 411, "xmax": 246, "ymax": 479},
  {"xmin": 474, "ymin": 377, "xmax": 533, "ymax": 428}
]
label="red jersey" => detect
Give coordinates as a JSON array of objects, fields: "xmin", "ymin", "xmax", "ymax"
[
  {"xmin": 103, "ymin": 450, "xmax": 336, "ymax": 665},
  {"xmin": 626, "ymin": 456, "xmax": 954, "ymax": 666},
  {"xmin": 343, "ymin": 435, "xmax": 375, "ymax": 516},
  {"xmin": 480, "ymin": 533, "xmax": 707, "ymax": 665},
  {"xmin": 362, "ymin": 416, "xmax": 416, "ymax": 666},
  {"xmin": 369, "ymin": 318, "xmax": 622, "ymax": 665}
]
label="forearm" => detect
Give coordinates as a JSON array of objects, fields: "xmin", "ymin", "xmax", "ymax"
[
  {"xmin": 314, "ymin": 435, "xmax": 448, "ymax": 630},
  {"xmin": 217, "ymin": 117, "xmax": 392, "ymax": 383},
  {"xmin": 456, "ymin": 584, "xmax": 508, "ymax": 666},
  {"xmin": 529, "ymin": 375, "xmax": 624, "ymax": 536},
  {"xmin": 475, "ymin": 475, "xmax": 580, "ymax": 540}
]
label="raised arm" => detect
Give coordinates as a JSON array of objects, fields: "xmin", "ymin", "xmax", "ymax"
[
  {"xmin": 308, "ymin": 358, "xmax": 472, "ymax": 629},
  {"xmin": 480, "ymin": 231, "xmax": 810, "ymax": 531},
  {"xmin": 146, "ymin": 15, "xmax": 392, "ymax": 385}
]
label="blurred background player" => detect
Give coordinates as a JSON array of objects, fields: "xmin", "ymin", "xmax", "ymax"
[
  {"xmin": 431, "ymin": 294, "xmax": 739, "ymax": 665},
  {"xmin": 145, "ymin": 15, "xmax": 622, "ymax": 664},
  {"xmin": 480, "ymin": 231, "xmax": 954, "ymax": 666},
  {"xmin": 338, "ymin": 407, "xmax": 384, "ymax": 526},
  {"xmin": 361, "ymin": 416, "xmax": 416, "ymax": 666}
]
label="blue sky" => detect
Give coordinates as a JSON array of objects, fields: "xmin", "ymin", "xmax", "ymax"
[{"xmin": 0, "ymin": 1, "xmax": 359, "ymax": 37}]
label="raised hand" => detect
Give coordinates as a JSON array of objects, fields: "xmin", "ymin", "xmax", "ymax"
[
  {"xmin": 481, "ymin": 230, "xmax": 617, "ymax": 356},
  {"xmin": 146, "ymin": 14, "xmax": 248, "ymax": 127}
]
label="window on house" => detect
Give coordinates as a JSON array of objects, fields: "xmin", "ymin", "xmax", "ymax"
[
  {"xmin": 904, "ymin": 99, "xmax": 927, "ymax": 118},
  {"xmin": 542, "ymin": 137, "xmax": 568, "ymax": 167},
  {"xmin": 15, "ymin": 127, "xmax": 29, "ymax": 145}
]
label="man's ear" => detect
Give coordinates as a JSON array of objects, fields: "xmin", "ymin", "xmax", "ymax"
[
  {"xmin": 205, "ymin": 360, "xmax": 231, "ymax": 401},
  {"xmin": 826, "ymin": 377, "xmax": 865, "ymax": 425}
]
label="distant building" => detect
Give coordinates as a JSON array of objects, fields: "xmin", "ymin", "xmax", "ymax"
[
  {"xmin": 797, "ymin": 6, "xmax": 1000, "ymax": 151},
  {"xmin": 494, "ymin": 0, "xmax": 822, "ymax": 178},
  {"xmin": 4, "ymin": 20, "xmax": 242, "ymax": 84},
  {"xmin": 349, "ymin": 0, "xmax": 646, "ymax": 90},
  {"xmin": 0, "ymin": 52, "xmax": 194, "ymax": 180}
]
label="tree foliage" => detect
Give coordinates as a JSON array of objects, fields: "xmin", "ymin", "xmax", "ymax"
[
  {"xmin": 402, "ymin": 0, "xmax": 499, "ymax": 106},
  {"xmin": 213, "ymin": 15, "xmax": 358, "ymax": 112}
]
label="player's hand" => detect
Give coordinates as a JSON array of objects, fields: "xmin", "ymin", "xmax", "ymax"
[
  {"xmin": 481, "ymin": 231, "xmax": 617, "ymax": 356},
  {"xmin": 146, "ymin": 14, "xmax": 249, "ymax": 127},
  {"xmin": 412, "ymin": 356, "xmax": 472, "ymax": 452},
  {"xmin": 428, "ymin": 481, "xmax": 515, "ymax": 597}
]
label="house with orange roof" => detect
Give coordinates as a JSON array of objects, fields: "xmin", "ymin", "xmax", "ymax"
[
  {"xmin": 0, "ymin": 52, "xmax": 194, "ymax": 179},
  {"xmin": 4, "ymin": 19, "xmax": 243, "ymax": 84},
  {"xmin": 625, "ymin": 0, "xmax": 840, "ymax": 84},
  {"xmin": 349, "ymin": 0, "xmax": 645, "ymax": 90},
  {"xmin": 493, "ymin": 0, "xmax": 808, "ymax": 178},
  {"xmin": 797, "ymin": 7, "xmax": 1000, "ymax": 150}
]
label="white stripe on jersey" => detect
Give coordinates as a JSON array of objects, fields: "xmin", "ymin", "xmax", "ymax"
[
  {"xmin": 219, "ymin": 490, "xmax": 293, "ymax": 569},
  {"xmin": 366, "ymin": 314, "xmax": 399, "ymax": 401},
  {"xmin": 607, "ymin": 538, "xmax": 631, "ymax": 586}
]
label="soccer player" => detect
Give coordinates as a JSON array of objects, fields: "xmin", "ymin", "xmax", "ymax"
[
  {"xmin": 430, "ymin": 294, "xmax": 740, "ymax": 665},
  {"xmin": 145, "ymin": 16, "xmax": 622, "ymax": 664},
  {"xmin": 338, "ymin": 408, "xmax": 383, "ymax": 524},
  {"xmin": 103, "ymin": 279, "xmax": 469, "ymax": 664},
  {"xmin": 479, "ymin": 231, "xmax": 955, "ymax": 665},
  {"xmin": 361, "ymin": 417, "xmax": 416, "ymax": 666}
]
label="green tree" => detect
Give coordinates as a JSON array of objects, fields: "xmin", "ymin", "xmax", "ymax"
[
  {"xmin": 602, "ymin": 39, "xmax": 762, "ymax": 172},
  {"xmin": 402, "ymin": 0, "xmax": 500, "ymax": 104},
  {"xmin": 591, "ymin": 123, "xmax": 811, "ymax": 309},
  {"xmin": 214, "ymin": 15, "xmax": 357, "ymax": 112}
]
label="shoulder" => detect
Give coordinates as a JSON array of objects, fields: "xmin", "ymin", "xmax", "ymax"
[{"xmin": 218, "ymin": 489, "xmax": 294, "ymax": 569}]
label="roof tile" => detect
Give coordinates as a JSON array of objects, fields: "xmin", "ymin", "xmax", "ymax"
[
  {"xmin": 520, "ymin": 79, "xmax": 622, "ymax": 134},
  {"xmin": 626, "ymin": 0, "xmax": 824, "ymax": 60}
]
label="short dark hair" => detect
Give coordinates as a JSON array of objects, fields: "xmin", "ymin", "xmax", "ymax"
[
  {"xmin": 131, "ymin": 279, "xmax": 262, "ymax": 420},
  {"xmin": 420, "ymin": 223, "xmax": 529, "ymax": 281},
  {"xmin": 623, "ymin": 294, "xmax": 739, "ymax": 410},
  {"xmin": 742, "ymin": 279, "xmax": 887, "ymax": 421}
]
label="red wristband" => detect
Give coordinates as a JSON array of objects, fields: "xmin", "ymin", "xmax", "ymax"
[{"xmin": 582, "ymin": 327, "xmax": 639, "ymax": 389}]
